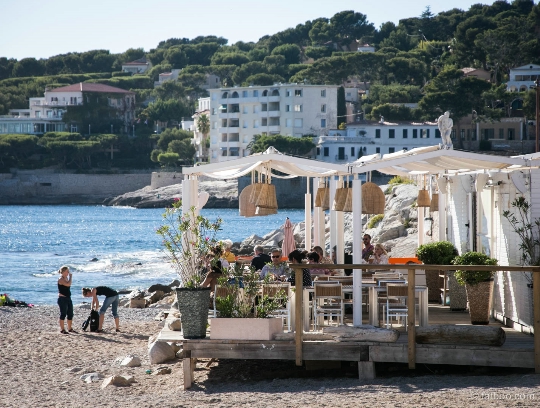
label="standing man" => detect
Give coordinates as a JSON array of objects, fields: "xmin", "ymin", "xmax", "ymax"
[
  {"xmin": 251, "ymin": 245, "xmax": 271, "ymax": 271},
  {"xmin": 362, "ymin": 234, "xmax": 374, "ymax": 262}
]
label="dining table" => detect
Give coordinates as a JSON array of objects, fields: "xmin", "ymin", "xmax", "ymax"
[{"xmin": 368, "ymin": 285, "xmax": 429, "ymax": 327}]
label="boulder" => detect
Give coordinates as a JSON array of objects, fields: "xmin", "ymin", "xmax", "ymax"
[
  {"xmin": 167, "ymin": 318, "xmax": 182, "ymax": 331},
  {"xmin": 167, "ymin": 279, "xmax": 180, "ymax": 289},
  {"xmin": 148, "ymin": 341, "xmax": 176, "ymax": 364},
  {"xmin": 152, "ymin": 366, "xmax": 172, "ymax": 375},
  {"xmin": 168, "ymin": 342, "xmax": 182, "ymax": 353},
  {"xmin": 130, "ymin": 298, "xmax": 146, "ymax": 309},
  {"xmin": 120, "ymin": 355, "xmax": 141, "ymax": 367},
  {"xmin": 100, "ymin": 375, "xmax": 133, "ymax": 388},
  {"xmin": 80, "ymin": 373, "xmax": 103, "ymax": 383}
]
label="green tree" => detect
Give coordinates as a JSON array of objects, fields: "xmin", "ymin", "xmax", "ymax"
[
  {"xmin": 11, "ymin": 58, "xmax": 46, "ymax": 77},
  {"xmin": 155, "ymin": 128, "xmax": 193, "ymax": 151},
  {"xmin": 164, "ymin": 47, "xmax": 188, "ymax": 69},
  {"xmin": 270, "ymin": 44, "xmax": 301, "ymax": 65},
  {"xmin": 210, "ymin": 52, "xmax": 250, "ymax": 66},
  {"xmin": 232, "ymin": 61, "xmax": 265, "ymax": 85},
  {"xmin": 167, "ymin": 139, "xmax": 196, "ymax": 161},
  {"xmin": 244, "ymin": 73, "xmax": 284, "ymax": 86},
  {"xmin": 248, "ymin": 135, "xmax": 315, "ymax": 157},
  {"xmin": 157, "ymin": 151, "xmax": 180, "ymax": 167},
  {"xmin": 141, "ymin": 99, "xmax": 191, "ymax": 128},
  {"xmin": 196, "ymin": 113, "xmax": 210, "ymax": 140},
  {"xmin": 329, "ymin": 10, "xmax": 374, "ymax": 47}
]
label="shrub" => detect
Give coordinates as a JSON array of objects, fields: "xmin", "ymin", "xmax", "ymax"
[
  {"xmin": 453, "ymin": 252, "xmax": 498, "ymax": 286},
  {"xmin": 416, "ymin": 241, "xmax": 458, "ymax": 265},
  {"xmin": 367, "ymin": 214, "xmax": 384, "ymax": 229},
  {"xmin": 388, "ymin": 175, "xmax": 415, "ymax": 186}
]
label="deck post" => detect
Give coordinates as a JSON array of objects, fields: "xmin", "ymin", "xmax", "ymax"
[
  {"xmin": 294, "ymin": 266, "xmax": 303, "ymax": 366},
  {"xmin": 408, "ymin": 268, "xmax": 416, "ymax": 369},
  {"xmin": 183, "ymin": 350, "xmax": 192, "ymax": 390},
  {"xmin": 534, "ymin": 269, "xmax": 540, "ymax": 374}
]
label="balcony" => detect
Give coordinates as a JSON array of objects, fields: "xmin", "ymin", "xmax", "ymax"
[
  {"xmin": 335, "ymin": 154, "xmax": 349, "ymax": 162},
  {"xmin": 318, "ymin": 135, "xmax": 376, "ymax": 144},
  {"xmin": 259, "ymin": 110, "xmax": 281, "ymax": 117},
  {"xmin": 219, "ymin": 112, "xmax": 240, "ymax": 119}
]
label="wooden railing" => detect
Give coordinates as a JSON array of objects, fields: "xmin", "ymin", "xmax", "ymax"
[{"xmin": 290, "ymin": 263, "xmax": 540, "ymax": 373}]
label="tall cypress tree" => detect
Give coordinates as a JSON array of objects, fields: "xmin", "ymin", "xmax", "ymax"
[{"xmin": 337, "ymin": 86, "xmax": 346, "ymax": 128}]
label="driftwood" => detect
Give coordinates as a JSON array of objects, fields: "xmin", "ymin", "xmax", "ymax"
[
  {"xmin": 274, "ymin": 332, "xmax": 334, "ymax": 341},
  {"xmin": 323, "ymin": 325, "xmax": 400, "ymax": 342},
  {"xmin": 416, "ymin": 325, "xmax": 506, "ymax": 346}
]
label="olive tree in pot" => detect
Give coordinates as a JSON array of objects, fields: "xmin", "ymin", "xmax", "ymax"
[
  {"xmin": 156, "ymin": 199, "xmax": 222, "ymax": 339},
  {"xmin": 415, "ymin": 241, "xmax": 465, "ymax": 308},
  {"xmin": 453, "ymin": 252, "xmax": 498, "ymax": 325}
]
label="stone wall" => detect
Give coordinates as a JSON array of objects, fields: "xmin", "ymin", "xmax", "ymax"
[
  {"xmin": 150, "ymin": 172, "xmax": 185, "ymax": 189},
  {"xmin": 0, "ymin": 171, "xmax": 151, "ymax": 204}
]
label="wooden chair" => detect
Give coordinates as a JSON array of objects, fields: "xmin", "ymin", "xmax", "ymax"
[
  {"xmin": 262, "ymin": 283, "xmax": 291, "ymax": 331},
  {"xmin": 383, "ymin": 284, "xmax": 409, "ymax": 330},
  {"xmin": 313, "ymin": 282, "xmax": 343, "ymax": 331}
]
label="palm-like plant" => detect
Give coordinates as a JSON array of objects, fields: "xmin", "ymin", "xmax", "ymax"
[{"xmin": 196, "ymin": 113, "xmax": 210, "ymax": 151}]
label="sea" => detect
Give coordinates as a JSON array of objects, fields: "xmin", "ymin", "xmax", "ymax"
[{"xmin": 0, "ymin": 205, "xmax": 305, "ymax": 305}]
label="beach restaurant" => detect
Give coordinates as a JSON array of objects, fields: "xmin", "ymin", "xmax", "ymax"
[{"xmin": 166, "ymin": 145, "xmax": 540, "ymax": 388}]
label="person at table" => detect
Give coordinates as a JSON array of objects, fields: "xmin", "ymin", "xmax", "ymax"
[
  {"xmin": 286, "ymin": 249, "xmax": 312, "ymax": 287},
  {"xmin": 311, "ymin": 246, "xmax": 333, "ymax": 264},
  {"xmin": 362, "ymin": 234, "xmax": 375, "ymax": 262},
  {"xmin": 369, "ymin": 243, "xmax": 389, "ymax": 265},
  {"xmin": 260, "ymin": 248, "xmax": 288, "ymax": 280},
  {"xmin": 307, "ymin": 251, "xmax": 334, "ymax": 278},
  {"xmin": 200, "ymin": 260, "xmax": 224, "ymax": 291},
  {"xmin": 221, "ymin": 239, "xmax": 236, "ymax": 264},
  {"xmin": 251, "ymin": 245, "xmax": 271, "ymax": 271}
]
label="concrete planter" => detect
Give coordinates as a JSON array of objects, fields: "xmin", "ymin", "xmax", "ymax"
[
  {"xmin": 176, "ymin": 288, "xmax": 211, "ymax": 339},
  {"xmin": 465, "ymin": 280, "xmax": 494, "ymax": 325},
  {"xmin": 210, "ymin": 317, "xmax": 283, "ymax": 340}
]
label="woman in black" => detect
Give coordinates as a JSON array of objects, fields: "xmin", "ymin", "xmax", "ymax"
[
  {"xmin": 287, "ymin": 250, "xmax": 313, "ymax": 287},
  {"xmin": 82, "ymin": 286, "xmax": 119, "ymax": 333},
  {"xmin": 58, "ymin": 266, "xmax": 75, "ymax": 334}
]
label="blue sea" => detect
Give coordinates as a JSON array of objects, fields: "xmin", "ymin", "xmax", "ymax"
[{"xmin": 0, "ymin": 206, "xmax": 305, "ymax": 305}]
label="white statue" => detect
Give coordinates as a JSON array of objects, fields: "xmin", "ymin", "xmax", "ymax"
[{"xmin": 437, "ymin": 111, "xmax": 453, "ymax": 149}]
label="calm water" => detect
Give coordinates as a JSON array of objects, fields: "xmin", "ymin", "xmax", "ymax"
[{"xmin": 0, "ymin": 206, "xmax": 305, "ymax": 305}]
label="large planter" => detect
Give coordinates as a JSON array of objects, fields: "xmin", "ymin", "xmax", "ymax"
[
  {"xmin": 465, "ymin": 280, "xmax": 494, "ymax": 325},
  {"xmin": 176, "ymin": 287, "xmax": 211, "ymax": 339},
  {"xmin": 210, "ymin": 317, "xmax": 283, "ymax": 340},
  {"xmin": 448, "ymin": 271, "xmax": 467, "ymax": 311},
  {"xmin": 425, "ymin": 270, "xmax": 443, "ymax": 302}
]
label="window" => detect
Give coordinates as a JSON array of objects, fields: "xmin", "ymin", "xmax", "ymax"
[
  {"xmin": 253, "ymin": 90, "xmax": 259, "ymax": 97},
  {"xmin": 351, "ymin": 147, "xmax": 355, "ymax": 157},
  {"xmin": 295, "ymin": 89, "xmax": 302, "ymax": 97},
  {"xmin": 471, "ymin": 129, "xmax": 477, "ymax": 141},
  {"xmin": 481, "ymin": 128, "xmax": 495, "ymax": 140},
  {"xmin": 243, "ymin": 106, "xmax": 248, "ymax": 114},
  {"xmin": 375, "ymin": 129, "xmax": 381, "ymax": 138},
  {"xmin": 316, "ymin": 147, "xmax": 321, "ymax": 155},
  {"xmin": 243, "ymin": 120, "xmax": 248, "ymax": 128},
  {"xmin": 412, "ymin": 129, "xmax": 418, "ymax": 138},
  {"xmin": 323, "ymin": 147, "xmax": 329, "ymax": 157},
  {"xmin": 285, "ymin": 105, "xmax": 291, "ymax": 112},
  {"xmin": 262, "ymin": 90, "xmax": 268, "ymax": 97},
  {"xmin": 376, "ymin": 147, "xmax": 380, "ymax": 153},
  {"xmin": 389, "ymin": 129, "xmax": 395, "ymax": 138},
  {"xmin": 435, "ymin": 129, "xmax": 441, "ymax": 138},
  {"xmin": 253, "ymin": 106, "xmax": 259, "ymax": 113},
  {"xmin": 253, "ymin": 120, "xmax": 259, "ymax": 128},
  {"xmin": 261, "ymin": 103, "xmax": 267, "ymax": 112},
  {"xmin": 286, "ymin": 90, "xmax": 291, "ymax": 97},
  {"xmin": 211, "ymin": 108, "xmax": 217, "ymax": 115},
  {"xmin": 499, "ymin": 129, "xmax": 504, "ymax": 139},
  {"xmin": 321, "ymin": 104, "xmax": 326, "ymax": 113},
  {"xmin": 294, "ymin": 118, "xmax": 303, "ymax": 128},
  {"xmin": 461, "ymin": 129, "xmax": 466, "ymax": 139},
  {"xmin": 402, "ymin": 129, "xmax": 408, "ymax": 138},
  {"xmin": 222, "ymin": 149, "xmax": 228, "ymax": 156},
  {"xmin": 212, "ymin": 122, "xmax": 217, "ymax": 129},
  {"xmin": 242, "ymin": 91, "xmax": 248, "ymax": 97},
  {"xmin": 229, "ymin": 147, "xmax": 240, "ymax": 156},
  {"xmin": 221, "ymin": 119, "xmax": 227, "ymax": 127},
  {"xmin": 321, "ymin": 89, "xmax": 326, "ymax": 97},
  {"xmin": 222, "ymin": 92, "xmax": 228, "ymax": 98},
  {"xmin": 421, "ymin": 129, "xmax": 429, "ymax": 138},
  {"xmin": 508, "ymin": 128, "xmax": 515, "ymax": 140},
  {"xmin": 338, "ymin": 147, "xmax": 345, "ymax": 160},
  {"xmin": 389, "ymin": 147, "xmax": 395, "ymax": 153},
  {"xmin": 262, "ymin": 118, "xmax": 268, "ymax": 126},
  {"xmin": 286, "ymin": 118, "xmax": 292, "ymax": 127},
  {"xmin": 221, "ymin": 134, "xmax": 227, "ymax": 142},
  {"xmin": 321, "ymin": 119, "xmax": 326, "ymax": 128},
  {"xmin": 294, "ymin": 104, "xmax": 302, "ymax": 112}
]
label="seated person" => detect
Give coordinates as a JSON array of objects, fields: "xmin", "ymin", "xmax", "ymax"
[
  {"xmin": 200, "ymin": 260, "xmax": 224, "ymax": 291},
  {"xmin": 221, "ymin": 239, "xmax": 237, "ymax": 264},
  {"xmin": 362, "ymin": 234, "xmax": 375, "ymax": 262},
  {"xmin": 369, "ymin": 243, "xmax": 389, "ymax": 265},
  {"xmin": 311, "ymin": 245, "xmax": 333, "ymax": 264},
  {"xmin": 212, "ymin": 244, "xmax": 229, "ymax": 270},
  {"xmin": 260, "ymin": 249, "xmax": 289, "ymax": 280},
  {"xmin": 306, "ymin": 251, "xmax": 334, "ymax": 277},
  {"xmin": 286, "ymin": 250, "xmax": 312, "ymax": 287},
  {"xmin": 251, "ymin": 245, "xmax": 271, "ymax": 271}
]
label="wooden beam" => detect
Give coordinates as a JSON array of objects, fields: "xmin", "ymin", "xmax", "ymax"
[
  {"xmin": 408, "ymin": 268, "xmax": 416, "ymax": 369},
  {"xmin": 294, "ymin": 266, "xmax": 303, "ymax": 366},
  {"xmin": 183, "ymin": 350, "xmax": 192, "ymax": 390},
  {"xmin": 534, "ymin": 270, "xmax": 540, "ymax": 374}
]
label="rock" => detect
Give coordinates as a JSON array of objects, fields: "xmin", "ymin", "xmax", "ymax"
[
  {"xmin": 65, "ymin": 366, "xmax": 84, "ymax": 373},
  {"xmin": 168, "ymin": 279, "xmax": 180, "ymax": 288},
  {"xmin": 130, "ymin": 298, "xmax": 146, "ymax": 309},
  {"xmin": 89, "ymin": 258, "xmax": 98, "ymax": 262},
  {"xmin": 176, "ymin": 349, "xmax": 186, "ymax": 359},
  {"xmin": 119, "ymin": 297, "xmax": 130, "ymax": 307},
  {"xmin": 167, "ymin": 318, "xmax": 182, "ymax": 331},
  {"xmin": 80, "ymin": 373, "xmax": 103, "ymax": 383},
  {"xmin": 168, "ymin": 342, "xmax": 182, "ymax": 353},
  {"xmin": 147, "ymin": 290, "xmax": 165, "ymax": 303},
  {"xmin": 148, "ymin": 341, "xmax": 176, "ymax": 364},
  {"xmin": 120, "ymin": 355, "xmax": 141, "ymax": 367},
  {"xmin": 148, "ymin": 284, "xmax": 172, "ymax": 294},
  {"xmin": 128, "ymin": 289, "xmax": 146, "ymax": 299},
  {"xmin": 148, "ymin": 334, "xmax": 158, "ymax": 346},
  {"xmin": 100, "ymin": 375, "xmax": 132, "ymax": 388},
  {"xmin": 152, "ymin": 366, "xmax": 172, "ymax": 375},
  {"xmin": 77, "ymin": 303, "xmax": 91, "ymax": 310}
]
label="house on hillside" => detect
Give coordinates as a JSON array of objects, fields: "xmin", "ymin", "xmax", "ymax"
[
  {"xmin": 507, "ymin": 64, "xmax": 540, "ymax": 92},
  {"xmin": 461, "ymin": 67, "xmax": 492, "ymax": 82},
  {"xmin": 121, "ymin": 57, "xmax": 151, "ymax": 74}
]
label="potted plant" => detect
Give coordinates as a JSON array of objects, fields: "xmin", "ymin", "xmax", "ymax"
[
  {"xmin": 453, "ymin": 251, "xmax": 498, "ymax": 325},
  {"xmin": 211, "ymin": 265, "xmax": 289, "ymax": 340},
  {"xmin": 415, "ymin": 241, "xmax": 466, "ymax": 308},
  {"xmin": 156, "ymin": 199, "xmax": 222, "ymax": 339}
]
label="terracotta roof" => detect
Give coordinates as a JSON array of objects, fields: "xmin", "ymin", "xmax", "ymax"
[{"xmin": 48, "ymin": 83, "xmax": 134, "ymax": 94}]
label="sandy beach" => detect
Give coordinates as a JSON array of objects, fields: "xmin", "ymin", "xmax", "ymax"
[{"xmin": 1, "ymin": 304, "xmax": 540, "ymax": 408}]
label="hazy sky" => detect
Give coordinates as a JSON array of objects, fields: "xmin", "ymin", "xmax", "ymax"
[{"xmin": 1, "ymin": 0, "xmax": 505, "ymax": 60}]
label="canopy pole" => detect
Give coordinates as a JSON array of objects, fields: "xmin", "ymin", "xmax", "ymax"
[
  {"xmin": 352, "ymin": 175, "xmax": 363, "ymax": 326},
  {"xmin": 305, "ymin": 177, "xmax": 312, "ymax": 251}
]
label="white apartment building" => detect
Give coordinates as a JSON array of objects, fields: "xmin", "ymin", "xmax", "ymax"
[
  {"xmin": 315, "ymin": 120, "xmax": 440, "ymax": 163},
  {"xmin": 206, "ymin": 83, "xmax": 338, "ymax": 162},
  {"xmin": 507, "ymin": 64, "xmax": 540, "ymax": 92}
]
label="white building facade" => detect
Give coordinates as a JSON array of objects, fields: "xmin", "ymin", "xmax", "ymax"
[
  {"xmin": 506, "ymin": 64, "xmax": 540, "ymax": 92},
  {"xmin": 206, "ymin": 83, "xmax": 338, "ymax": 162},
  {"xmin": 315, "ymin": 120, "xmax": 440, "ymax": 163}
]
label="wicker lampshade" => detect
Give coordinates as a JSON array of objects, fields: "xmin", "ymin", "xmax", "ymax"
[
  {"xmin": 255, "ymin": 183, "xmax": 278, "ymax": 209},
  {"xmin": 256, "ymin": 206, "xmax": 278, "ymax": 215},
  {"xmin": 361, "ymin": 182, "xmax": 385, "ymax": 214},
  {"xmin": 417, "ymin": 189, "xmax": 431, "ymax": 207},
  {"xmin": 429, "ymin": 193, "xmax": 439, "ymax": 211},
  {"xmin": 249, "ymin": 183, "xmax": 263, "ymax": 204},
  {"xmin": 332, "ymin": 187, "xmax": 348, "ymax": 211},
  {"xmin": 315, "ymin": 186, "xmax": 329, "ymax": 210},
  {"xmin": 343, "ymin": 188, "xmax": 352, "ymax": 212},
  {"xmin": 239, "ymin": 185, "xmax": 258, "ymax": 217}
]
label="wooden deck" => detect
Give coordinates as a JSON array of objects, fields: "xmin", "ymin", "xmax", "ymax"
[{"xmin": 158, "ymin": 304, "xmax": 535, "ymax": 388}]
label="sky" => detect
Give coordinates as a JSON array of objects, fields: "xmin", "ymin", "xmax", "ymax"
[{"xmin": 0, "ymin": 0, "xmax": 507, "ymax": 61}]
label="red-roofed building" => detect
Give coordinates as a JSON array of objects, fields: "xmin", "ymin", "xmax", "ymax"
[{"xmin": 121, "ymin": 57, "xmax": 151, "ymax": 74}]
